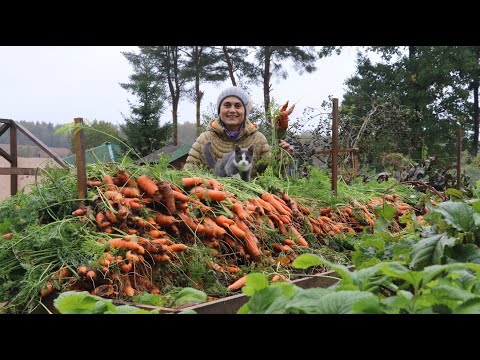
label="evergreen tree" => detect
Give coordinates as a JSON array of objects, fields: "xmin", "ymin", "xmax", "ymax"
[{"xmin": 120, "ymin": 49, "xmax": 171, "ymax": 157}]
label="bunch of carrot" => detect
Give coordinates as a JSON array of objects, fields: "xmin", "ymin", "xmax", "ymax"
[{"xmin": 65, "ymin": 170, "xmax": 415, "ymax": 299}]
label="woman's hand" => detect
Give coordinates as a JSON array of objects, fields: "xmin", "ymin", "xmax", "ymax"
[{"xmin": 279, "ymin": 139, "xmax": 294, "ymax": 153}]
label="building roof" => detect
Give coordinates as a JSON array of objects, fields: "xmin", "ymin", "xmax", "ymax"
[{"xmin": 136, "ymin": 143, "xmax": 192, "ymax": 164}]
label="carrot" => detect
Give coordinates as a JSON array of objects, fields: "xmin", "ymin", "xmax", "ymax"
[
  {"xmin": 2, "ymin": 233, "xmax": 13, "ymax": 240},
  {"xmin": 181, "ymin": 177, "xmax": 204, "ymax": 188},
  {"xmin": 232, "ymin": 202, "xmax": 253, "ymax": 221},
  {"xmin": 203, "ymin": 217, "xmax": 227, "ymax": 237},
  {"xmin": 121, "ymin": 187, "xmax": 141, "ymax": 198},
  {"xmin": 167, "ymin": 243, "xmax": 188, "ymax": 252},
  {"xmin": 214, "ymin": 214, "xmax": 235, "ymax": 228},
  {"xmin": 86, "ymin": 270, "xmax": 97, "ymax": 280},
  {"xmin": 287, "ymin": 225, "xmax": 309, "ymax": 247},
  {"xmin": 87, "ymin": 180, "xmax": 103, "ymax": 187},
  {"xmin": 190, "ymin": 186, "xmax": 228, "ymax": 202},
  {"xmin": 137, "ymin": 175, "xmax": 160, "ymax": 197},
  {"xmin": 152, "ymin": 254, "xmax": 171, "ymax": 263},
  {"xmin": 158, "ymin": 182, "xmax": 176, "ymax": 214},
  {"xmin": 227, "ymin": 275, "xmax": 247, "ymax": 291},
  {"xmin": 235, "ymin": 219, "xmax": 261, "ymax": 260},
  {"xmin": 228, "ymin": 224, "xmax": 246, "ymax": 239},
  {"xmin": 72, "ymin": 208, "xmax": 85, "ymax": 216},
  {"xmin": 103, "ymin": 175, "xmax": 117, "ymax": 191},
  {"xmin": 155, "ymin": 213, "xmax": 176, "ymax": 227},
  {"xmin": 261, "ymin": 192, "xmax": 291, "ymax": 216}
]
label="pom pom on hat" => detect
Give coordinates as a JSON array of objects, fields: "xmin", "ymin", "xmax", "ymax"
[{"xmin": 216, "ymin": 86, "xmax": 251, "ymax": 118}]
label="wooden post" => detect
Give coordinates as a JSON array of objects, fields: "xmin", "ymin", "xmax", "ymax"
[
  {"xmin": 74, "ymin": 118, "xmax": 87, "ymax": 202},
  {"xmin": 10, "ymin": 123, "xmax": 17, "ymax": 196},
  {"xmin": 331, "ymin": 98, "xmax": 339, "ymax": 195},
  {"xmin": 457, "ymin": 126, "xmax": 462, "ymax": 190}
]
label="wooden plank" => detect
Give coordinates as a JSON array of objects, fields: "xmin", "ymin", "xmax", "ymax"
[
  {"xmin": 331, "ymin": 98, "xmax": 339, "ymax": 195},
  {"xmin": 13, "ymin": 121, "xmax": 67, "ymax": 168},
  {"xmin": 74, "ymin": 118, "xmax": 87, "ymax": 201},
  {"xmin": 0, "ymin": 168, "xmax": 40, "ymax": 175},
  {"xmin": 0, "ymin": 123, "xmax": 10, "ymax": 137},
  {"xmin": 0, "ymin": 147, "xmax": 13, "ymax": 163},
  {"xmin": 10, "ymin": 125, "xmax": 17, "ymax": 196},
  {"xmin": 174, "ymin": 267, "xmax": 353, "ymax": 314},
  {"xmin": 0, "ymin": 118, "xmax": 13, "ymax": 124}
]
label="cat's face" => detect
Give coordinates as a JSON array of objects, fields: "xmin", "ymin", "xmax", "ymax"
[
  {"xmin": 219, "ymin": 96, "xmax": 246, "ymax": 131},
  {"xmin": 234, "ymin": 145, "xmax": 254, "ymax": 172}
]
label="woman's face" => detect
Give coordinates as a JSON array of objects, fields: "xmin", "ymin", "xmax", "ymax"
[{"xmin": 219, "ymin": 96, "xmax": 245, "ymax": 131}]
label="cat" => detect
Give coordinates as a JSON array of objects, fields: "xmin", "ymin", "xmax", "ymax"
[{"xmin": 203, "ymin": 141, "xmax": 254, "ymax": 182}]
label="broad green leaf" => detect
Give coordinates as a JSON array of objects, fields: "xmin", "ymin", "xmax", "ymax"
[
  {"xmin": 241, "ymin": 285, "xmax": 297, "ymax": 314},
  {"xmin": 287, "ymin": 291, "xmax": 376, "ymax": 314},
  {"xmin": 381, "ymin": 294, "xmax": 411, "ymax": 314},
  {"xmin": 293, "ymin": 254, "xmax": 354, "ymax": 284},
  {"xmin": 374, "ymin": 203, "xmax": 396, "ymax": 221},
  {"xmin": 446, "ymin": 243, "xmax": 480, "ymax": 264},
  {"xmin": 133, "ymin": 292, "xmax": 167, "ymax": 307},
  {"xmin": 108, "ymin": 305, "xmax": 152, "ymax": 314},
  {"xmin": 350, "ymin": 264, "xmax": 382, "ymax": 291},
  {"xmin": 453, "ymin": 298, "xmax": 480, "ymax": 314},
  {"xmin": 374, "ymin": 216, "xmax": 390, "ymax": 233},
  {"xmin": 53, "ymin": 291, "xmax": 116, "ymax": 314},
  {"xmin": 433, "ymin": 202, "xmax": 475, "ymax": 232},
  {"xmin": 173, "ymin": 287, "xmax": 207, "ymax": 307},
  {"xmin": 410, "ymin": 233, "xmax": 458, "ymax": 270},
  {"xmin": 352, "ymin": 294, "xmax": 382, "ymax": 314},
  {"xmin": 379, "ymin": 262, "xmax": 423, "ymax": 288},
  {"xmin": 471, "ymin": 200, "xmax": 480, "ymax": 213},
  {"xmin": 286, "ymin": 288, "xmax": 332, "ymax": 313},
  {"xmin": 177, "ymin": 309, "xmax": 198, "ymax": 314},
  {"xmin": 292, "ymin": 253, "xmax": 323, "ymax": 269},
  {"xmin": 431, "ymin": 283, "xmax": 476, "ymax": 302},
  {"xmin": 242, "ymin": 273, "xmax": 269, "ymax": 296}
]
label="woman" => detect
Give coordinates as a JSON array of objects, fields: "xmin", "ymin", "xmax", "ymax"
[{"xmin": 183, "ymin": 86, "xmax": 292, "ymax": 176}]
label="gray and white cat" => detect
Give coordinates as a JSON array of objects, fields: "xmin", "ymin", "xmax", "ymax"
[{"xmin": 203, "ymin": 142, "xmax": 254, "ymax": 182}]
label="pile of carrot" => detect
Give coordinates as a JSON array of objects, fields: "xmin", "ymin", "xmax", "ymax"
[{"xmin": 62, "ymin": 170, "xmax": 415, "ymax": 300}]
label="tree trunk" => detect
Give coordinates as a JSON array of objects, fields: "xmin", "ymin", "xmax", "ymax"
[
  {"xmin": 195, "ymin": 75, "xmax": 202, "ymax": 135},
  {"xmin": 263, "ymin": 46, "xmax": 272, "ymax": 120},
  {"xmin": 223, "ymin": 46, "xmax": 237, "ymax": 86}
]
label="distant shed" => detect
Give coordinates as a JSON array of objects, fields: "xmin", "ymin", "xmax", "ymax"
[{"xmin": 136, "ymin": 143, "xmax": 192, "ymax": 169}]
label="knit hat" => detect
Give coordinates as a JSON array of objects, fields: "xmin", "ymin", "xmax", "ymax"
[{"xmin": 216, "ymin": 86, "xmax": 251, "ymax": 118}]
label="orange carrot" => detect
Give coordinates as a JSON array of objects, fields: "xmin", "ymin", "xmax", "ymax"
[
  {"xmin": 287, "ymin": 225, "xmax": 308, "ymax": 247},
  {"xmin": 137, "ymin": 175, "xmax": 160, "ymax": 197},
  {"xmin": 181, "ymin": 177, "xmax": 204, "ymax": 188},
  {"xmin": 155, "ymin": 213, "xmax": 176, "ymax": 227},
  {"xmin": 214, "ymin": 215, "xmax": 235, "ymax": 228},
  {"xmin": 87, "ymin": 180, "xmax": 103, "ymax": 187},
  {"xmin": 72, "ymin": 208, "xmax": 85, "ymax": 216},
  {"xmin": 2, "ymin": 233, "xmax": 13, "ymax": 240},
  {"xmin": 227, "ymin": 275, "xmax": 247, "ymax": 291},
  {"xmin": 167, "ymin": 243, "xmax": 188, "ymax": 252}
]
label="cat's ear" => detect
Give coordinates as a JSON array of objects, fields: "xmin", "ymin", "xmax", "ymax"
[
  {"xmin": 248, "ymin": 145, "xmax": 254, "ymax": 154},
  {"xmin": 235, "ymin": 144, "xmax": 241, "ymax": 152}
]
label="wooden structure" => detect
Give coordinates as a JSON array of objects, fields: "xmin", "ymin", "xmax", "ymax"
[
  {"xmin": 0, "ymin": 118, "xmax": 68, "ymax": 197},
  {"xmin": 310, "ymin": 99, "xmax": 359, "ymax": 196}
]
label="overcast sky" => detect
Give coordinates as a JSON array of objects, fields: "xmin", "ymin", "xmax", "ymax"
[{"xmin": 0, "ymin": 46, "xmax": 360, "ymax": 127}]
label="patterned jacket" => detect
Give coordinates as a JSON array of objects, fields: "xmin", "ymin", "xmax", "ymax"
[{"xmin": 184, "ymin": 118, "xmax": 271, "ymax": 176}]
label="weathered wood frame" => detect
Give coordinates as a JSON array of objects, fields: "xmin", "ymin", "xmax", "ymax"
[{"xmin": 0, "ymin": 118, "xmax": 68, "ymax": 196}]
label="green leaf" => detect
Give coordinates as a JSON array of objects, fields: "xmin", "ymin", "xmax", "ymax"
[
  {"xmin": 433, "ymin": 202, "xmax": 475, "ymax": 232},
  {"xmin": 292, "ymin": 253, "xmax": 323, "ymax": 269},
  {"xmin": 379, "ymin": 262, "xmax": 424, "ymax": 288},
  {"xmin": 453, "ymin": 298, "xmax": 480, "ymax": 314},
  {"xmin": 374, "ymin": 216, "xmax": 390, "ymax": 233},
  {"xmin": 289, "ymin": 291, "xmax": 377, "ymax": 314},
  {"xmin": 108, "ymin": 305, "xmax": 153, "ymax": 314},
  {"xmin": 133, "ymin": 292, "xmax": 166, "ymax": 307},
  {"xmin": 53, "ymin": 291, "xmax": 116, "ymax": 314},
  {"xmin": 374, "ymin": 203, "xmax": 396, "ymax": 221},
  {"xmin": 431, "ymin": 282, "xmax": 477, "ymax": 302},
  {"xmin": 352, "ymin": 294, "xmax": 382, "ymax": 314},
  {"xmin": 286, "ymin": 288, "xmax": 333, "ymax": 313},
  {"xmin": 293, "ymin": 254, "xmax": 354, "ymax": 285},
  {"xmin": 242, "ymin": 273, "xmax": 269, "ymax": 296},
  {"xmin": 241, "ymin": 284, "xmax": 297, "ymax": 314},
  {"xmin": 410, "ymin": 233, "xmax": 458, "ymax": 270},
  {"xmin": 173, "ymin": 287, "xmax": 207, "ymax": 307},
  {"xmin": 446, "ymin": 243, "xmax": 480, "ymax": 264}
]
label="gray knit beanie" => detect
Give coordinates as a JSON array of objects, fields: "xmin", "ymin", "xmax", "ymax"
[{"xmin": 216, "ymin": 86, "xmax": 251, "ymax": 118}]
